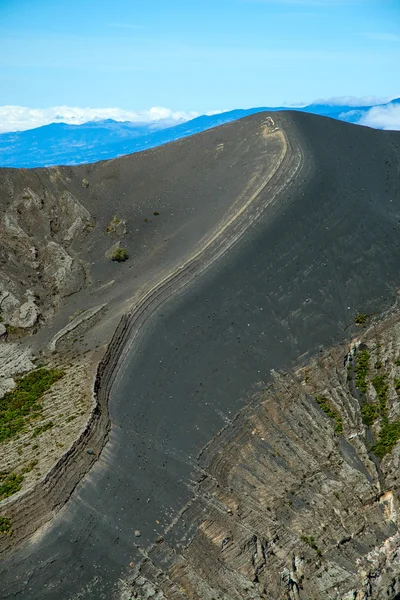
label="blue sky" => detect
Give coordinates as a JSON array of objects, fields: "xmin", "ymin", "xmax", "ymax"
[{"xmin": 0, "ymin": 0, "xmax": 399, "ymax": 130}]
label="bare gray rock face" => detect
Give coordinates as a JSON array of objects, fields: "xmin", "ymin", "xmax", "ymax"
[
  {"xmin": 8, "ymin": 290, "xmax": 40, "ymax": 329},
  {"xmin": 0, "ymin": 342, "xmax": 35, "ymax": 396},
  {"xmin": 0, "ymin": 185, "xmax": 91, "ymax": 327}
]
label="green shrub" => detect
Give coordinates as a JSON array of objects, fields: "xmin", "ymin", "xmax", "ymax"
[
  {"xmin": 371, "ymin": 374, "xmax": 389, "ymax": 417},
  {"xmin": 0, "ymin": 472, "xmax": 24, "ymax": 500},
  {"xmin": 106, "ymin": 215, "xmax": 121, "ymax": 232},
  {"xmin": 0, "ymin": 516, "xmax": 12, "ymax": 535},
  {"xmin": 354, "ymin": 350, "xmax": 370, "ymax": 393},
  {"xmin": 394, "ymin": 378, "xmax": 400, "ymax": 393},
  {"xmin": 0, "ymin": 368, "xmax": 64, "ymax": 443},
  {"xmin": 361, "ymin": 403, "xmax": 378, "ymax": 426},
  {"xmin": 354, "ymin": 314, "xmax": 369, "ymax": 325},
  {"xmin": 111, "ymin": 248, "xmax": 128, "ymax": 262},
  {"xmin": 371, "ymin": 419, "xmax": 400, "ymax": 459}
]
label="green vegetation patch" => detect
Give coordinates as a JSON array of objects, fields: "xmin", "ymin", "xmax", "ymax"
[
  {"xmin": 0, "ymin": 472, "xmax": 24, "ymax": 501},
  {"xmin": 315, "ymin": 396, "xmax": 343, "ymax": 434},
  {"xmin": 0, "ymin": 516, "xmax": 12, "ymax": 535},
  {"xmin": 371, "ymin": 374, "xmax": 389, "ymax": 418},
  {"xmin": 300, "ymin": 535, "xmax": 322, "ymax": 557},
  {"xmin": 354, "ymin": 350, "xmax": 370, "ymax": 393},
  {"xmin": 394, "ymin": 377, "xmax": 400, "ymax": 393},
  {"xmin": 0, "ymin": 368, "xmax": 64, "ymax": 444},
  {"xmin": 371, "ymin": 419, "xmax": 400, "ymax": 459},
  {"xmin": 354, "ymin": 314, "xmax": 369, "ymax": 325},
  {"xmin": 111, "ymin": 247, "xmax": 129, "ymax": 262},
  {"xmin": 361, "ymin": 403, "xmax": 378, "ymax": 427}
]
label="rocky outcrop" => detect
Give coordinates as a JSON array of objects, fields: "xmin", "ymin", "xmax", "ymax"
[
  {"xmin": 0, "ymin": 342, "xmax": 35, "ymax": 396},
  {"xmin": 127, "ymin": 315, "xmax": 400, "ymax": 600},
  {"xmin": 0, "ymin": 185, "xmax": 91, "ymax": 329}
]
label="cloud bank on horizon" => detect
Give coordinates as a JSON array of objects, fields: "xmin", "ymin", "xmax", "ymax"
[
  {"xmin": 0, "ymin": 97, "xmax": 399, "ymax": 134},
  {"xmin": 0, "ymin": 105, "xmax": 201, "ymax": 134}
]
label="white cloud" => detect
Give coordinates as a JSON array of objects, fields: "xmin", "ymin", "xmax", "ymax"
[
  {"xmin": 0, "ymin": 105, "xmax": 199, "ymax": 134},
  {"xmin": 359, "ymin": 104, "xmax": 400, "ymax": 131},
  {"xmin": 311, "ymin": 95, "xmax": 394, "ymax": 106}
]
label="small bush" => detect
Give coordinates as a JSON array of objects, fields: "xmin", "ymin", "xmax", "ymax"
[
  {"xmin": 111, "ymin": 248, "xmax": 128, "ymax": 262},
  {"xmin": 394, "ymin": 377, "xmax": 400, "ymax": 393},
  {"xmin": 153, "ymin": 211, "xmax": 159, "ymax": 216},
  {"xmin": 361, "ymin": 403, "xmax": 378, "ymax": 426},
  {"xmin": 0, "ymin": 516, "xmax": 12, "ymax": 535},
  {"xmin": 354, "ymin": 314, "xmax": 369, "ymax": 325},
  {"xmin": 106, "ymin": 215, "xmax": 121, "ymax": 232}
]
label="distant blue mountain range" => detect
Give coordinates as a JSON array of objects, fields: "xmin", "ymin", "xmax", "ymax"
[{"xmin": 1, "ymin": 99, "xmax": 398, "ymax": 168}]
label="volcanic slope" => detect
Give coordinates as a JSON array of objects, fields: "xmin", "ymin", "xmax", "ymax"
[
  {"xmin": 0, "ymin": 114, "xmax": 290, "ymax": 552},
  {"xmin": 1, "ymin": 113, "xmax": 400, "ymax": 599}
]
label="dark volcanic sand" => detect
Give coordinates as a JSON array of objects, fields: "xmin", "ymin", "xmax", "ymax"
[{"xmin": 1, "ymin": 113, "xmax": 400, "ymax": 599}]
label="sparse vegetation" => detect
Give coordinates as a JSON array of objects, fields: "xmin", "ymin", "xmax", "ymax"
[
  {"xmin": 371, "ymin": 419, "xmax": 400, "ymax": 459},
  {"xmin": 0, "ymin": 516, "xmax": 12, "ymax": 535},
  {"xmin": 354, "ymin": 350, "xmax": 370, "ymax": 393},
  {"xmin": 371, "ymin": 374, "xmax": 389, "ymax": 418},
  {"xmin": 111, "ymin": 247, "xmax": 128, "ymax": 262},
  {"xmin": 0, "ymin": 472, "xmax": 24, "ymax": 500},
  {"xmin": 361, "ymin": 403, "xmax": 378, "ymax": 426},
  {"xmin": 5, "ymin": 325, "xmax": 26, "ymax": 337},
  {"xmin": 106, "ymin": 215, "xmax": 121, "ymax": 232},
  {"xmin": 315, "ymin": 396, "xmax": 343, "ymax": 434},
  {"xmin": 32, "ymin": 421, "xmax": 54, "ymax": 438},
  {"xmin": 0, "ymin": 368, "xmax": 64, "ymax": 443},
  {"xmin": 21, "ymin": 460, "xmax": 38, "ymax": 474},
  {"xmin": 300, "ymin": 535, "xmax": 322, "ymax": 556},
  {"xmin": 354, "ymin": 314, "xmax": 369, "ymax": 325}
]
